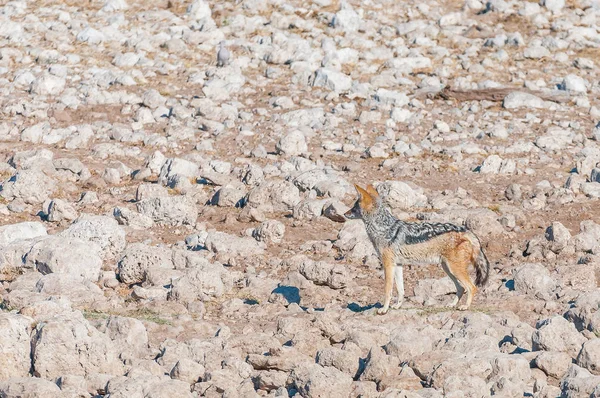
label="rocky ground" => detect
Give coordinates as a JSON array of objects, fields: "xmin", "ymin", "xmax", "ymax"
[{"xmin": 1, "ymin": 0, "xmax": 600, "ymax": 396}]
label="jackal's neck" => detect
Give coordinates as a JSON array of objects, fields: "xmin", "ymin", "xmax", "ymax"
[{"xmin": 362, "ymin": 202, "xmax": 397, "ymax": 244}]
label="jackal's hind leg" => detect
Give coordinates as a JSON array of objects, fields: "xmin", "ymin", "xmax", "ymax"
[
  {"xmin": 442, "ymin": 260, "xmax": 465, "ymax": 308},
  {"xmin": 444, "ymin": 240, "xmax": 477, "ymax": 311}
]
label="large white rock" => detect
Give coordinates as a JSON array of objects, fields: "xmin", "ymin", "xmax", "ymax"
[
  {"xmin": 0, "ymin": 221, "xmax": 47, "ymax": 246},
  {"xmin": 25, "ymin": 236, "xmax": 103, "ymax": 282},
  {"xmin": 117, "ymin": 243, "xmax": 174, "ymax": 284},
  {"xmin": 375, "ymin": 180, "xmax": 427, "ymax": 210},
  {"xmin": 137, "ymin": 196, "xmax": 198, "ymax": 226},
  {"xmin": 76, "ymin": 27, "xmax": 105, "ymax": 44},
  {"xmin": 276, "ymin": 131, "xmax": 308, "ymax": 156},
  {"xmin": 186, "ymin": 0, "xmax": 211, "ymax": 20},
  {"xmin": 0, "ymin": 169, "xmax": 57, "ymax": 204},
  {"xmin": 312, "ymin": 68, "xmax": 352, "ymax": 92},
  {"xmin": 532, "ymin": 316, "xmax": 587, "ymax": 357},
  {"xmin": 512, "ymin": 263, "xmax": 557, "ymax": 300},
  {"xmin": 0, "ymin": 314, "xmax": 33, "ymax": 379},
  {"xmin": 101, "ymin": 0, "xmax": 127, "ymax": 12},
  {"xmin": 31, "ymin": 311, "xmax": 123, "ymax": 378},
  {"xmin": 59, "ymin": 215, "xmax": 126, "ymax": 259},
  {"xmin": 560, "ymin": 74, "xmax": 587, "ymax": 93},
  {"xmin": 0, "ymin": 378, "xmax": 62, "ymax": 398},
  {"xmin": 331, "ymin": 3, "xmax": 360, "ymax": 32},
  {"xmin": 503, "ymin": 92, "xmax": 547, "ymax": 109},
  {"xmin": 169, "ymin": 261, "xmax": 233, "ymax": 303}
]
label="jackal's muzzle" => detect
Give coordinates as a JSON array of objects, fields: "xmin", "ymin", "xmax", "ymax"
[{"xmin": 344, "ymin": 200, "xmax": 362, "ymax": 220}]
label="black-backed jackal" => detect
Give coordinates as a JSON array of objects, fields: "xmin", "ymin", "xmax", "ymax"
[{"xmin": 345, "ymin": 184, "xmax": 490, "ymax": 315}]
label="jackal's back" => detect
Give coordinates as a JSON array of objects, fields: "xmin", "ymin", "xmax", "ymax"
[{"xmin": 391, "ymin": 221, "xmax": 466, "ymax": 245}]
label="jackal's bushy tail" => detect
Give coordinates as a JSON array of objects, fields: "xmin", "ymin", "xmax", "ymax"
[
  {"xmin": 474, "ymin": 245, "xmax": 490, "ymax": 287},
  {"xmin": 466, "ymin": 232, "xmax": 490, "ymax": 287}
]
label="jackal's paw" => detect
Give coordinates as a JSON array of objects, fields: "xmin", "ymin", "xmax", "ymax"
[
  {"xmin": 391, "ymin": 301, "xmax": 403, "ymax": 310},
  {"xmin": 448, "ymin": 297, "xmax": 459, "ymax": 308},
  {"xmin": 457, "ymin": 304, "xmax": 470, "ymax": 311},
  {"xmin": 377, "ymin": 307, "xmax": 389, "ymax": 315}
]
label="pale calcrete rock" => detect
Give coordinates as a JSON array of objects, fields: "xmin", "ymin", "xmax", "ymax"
[
  {"xmin": 565, "ymin": 291, "xmax": 600, "ymax": 335},
  {"xmin": 170, "ymin": 358, "xmax": 205, "ymax": 384},
  {"xmin": 44, "ymin": 198, "xmax": 78, "ymax": 222},
  {"xmin": 359, "ymin": 346, "xmax": 401, "ymax": 385},
  {"xmin": 276, "ymin": 130, "xmax": 308, "ymax": 156},
  {"xmin": 375, "ymin": 180, "xmax": 427, "ymax": 210},
  {"xmin": 106, "ymin": 374, "xmax": 195, "ymax": 398},
  {"xmin": 31, "ymin": 310, "xmax": 123, "ymax": 379},
  {"xmin": 212, "ymin": 183, "xmax": 246, "ymax": 207},
  {"xmin": 295, "ymin": 255, "xmax": 350, "ymax": 289},
  {"xmin": 113, "ymin": 207, "xmax": 154, "ymax": 230},
  {"xmin": 532, "ymin": 316, "xmax": 587, "ymax": 358},
  {"xmin": 202, "ymin": 67, "xmax": 246, "ymax": 101},
  {"xmin": 577, "ymin": 338, "xmax": 600, "ymax": 375},
  {"xmin": 462, "ymin": 208, "xmax": 505, "ymax": 237},
  {"xmin": 512, "ymin": 263, "xmax": 558, "ymax": 300},
  {"xmin": 186, "ymin": 0, "xmax": 212, "ymax": 20},
  {"xmin": 101, "ymin": 0, "xmax": 127, "ymax": 12},
  {"xmin": 245, "ymin": 180, "xmax": 301, "ymax": 212},
  {"xmin": 135, "ymin": 183, "xmax": 170, "ymax": 201},
  {"xmin": 331, "ymin": 2, "xmax": 361, "ymax": 32},
  {"xmin": 253, "ymin": 220, "xmax": 285, "ymax": 244},
  {"xmin": 536, "ymin": 127, "xmax": 575, "ymax": 152},
  {"xmin": 560, "ymin": 365, "xmax": 600, "ymax": 398},
  {"xmin": 59, "ymin": 215, "xmax": 126, "ymax": 259},
  {"xmin": 0, "ymin": 378, "xmax": 62, "ymax": 398},
  {"xmin": 30, "ymin": 73, "xmax": 66, "ymax": 96},
  {"xmin": 0, "ymin": 314, "xmax": 33, "ymax": 379},
  {"xmin": 503, "ymin": 92, "xmax": 547, "ymax": 109},
  {"xmin": 311, "ymin": 68, "xmax": 352, "ymax": 92},
  {"xmin": 19, "ymin": 297, "xmax": 73, "ymax": 323},
  {"xmin": 384, "ymin": 325, "xmax": 440, "ymax": 363},
  {"xmin": 334, "ymin": 219, "xmax": 377, "ymax": 260},
  {"xmin": 117, "ymin": 243, "xmax": 174, "ymax": 284},
  {"xmin": 0, "ymin": 169, "xmax": 57, "ymax": 204},
  {"xmin": 293, "ymin": 199, "xmax": 328, "ymax": 219},
  {"xmin": 545, "ymin": 221, "xmax": 572, "ymax": 253},
  {"xmin": 136, "ymin": 196, "xmax": 198, "ymax": 226},
  {"xmin": 204, "ymin": 231, "xmax": 265, "ymax": 257},
  {"xmin": 169, "ymin": 261, "xmax": 234, "ymax": 303},
  {"xmin": 103, "ymin": 316, "xmax": 149, "ymax": 357},
  {"xmin": 0, "ymin": 221, "xmax": 47, "ymax": 245},
  {"xmin": 34, "ymin": 274, "xmax": 106, "ymax": 307},
  {"xmin": 292, "ymin": 168, "xmax": 329, "ymax": 192},
  {"xmin": 427, "ymin": 354, "xmax": 494, "ymax": 391},
  {"xmin": 413, "ymin": 277, "xmax": 457, "ymax": 305},
  {"xmin": 316, "ymin": 346, "xmax": 362, "ymax": 377},
  {"xmin": 157, "ymin": 157, "xmax": 199, "ymax": 185},
  {"xmin": 478, "ymin": 154, "xmax": 516, "ymax": 174},
  {"xmin": 535, "ymin": 351, "xmax": 572, "ymax": 379},
  {"xmin": 24, "ymin": 236, "xmax": 103, "ymax": 282},
  {"xmin": 76, "ymin": 27, "xmax": 105, "ymax": 44},
  {"xmin": 291, "ymin": 363, "xmax": 353, "ymax": 398}
]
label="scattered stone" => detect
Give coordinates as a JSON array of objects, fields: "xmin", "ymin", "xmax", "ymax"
[{"xmin": 532, "ymin": 316, "xmax": 587, "ymax": 358}]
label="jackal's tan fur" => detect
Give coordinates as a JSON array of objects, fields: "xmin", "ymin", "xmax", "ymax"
[{"xmin": 345, "ymin": 184, "xmax": 490, "ymax": 314}]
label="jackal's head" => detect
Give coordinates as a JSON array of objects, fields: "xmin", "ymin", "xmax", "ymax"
[{"xmin": 344, "ymin": 184, "xmax": 379, "ymax": 220}]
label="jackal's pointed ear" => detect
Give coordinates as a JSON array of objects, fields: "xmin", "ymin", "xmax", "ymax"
[
  {"xmin": 354, "ymin": 184, "xmax": 367, "ymax": 197},
  {"xmin": 366, "ymin": 184, "xmax": 379, "ymax": 198},
  {"xmin": 354, "ymin": 184, "xmax": 374, "ymax": 211}
]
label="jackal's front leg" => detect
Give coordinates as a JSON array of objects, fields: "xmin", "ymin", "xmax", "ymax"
[
  {"xmin": 391, "ymin": 265, "xmax": 404, "ymax": 309},
  {"xmin": 377, "ymin": 248, "xmax": 395, "ymax": 315}
]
